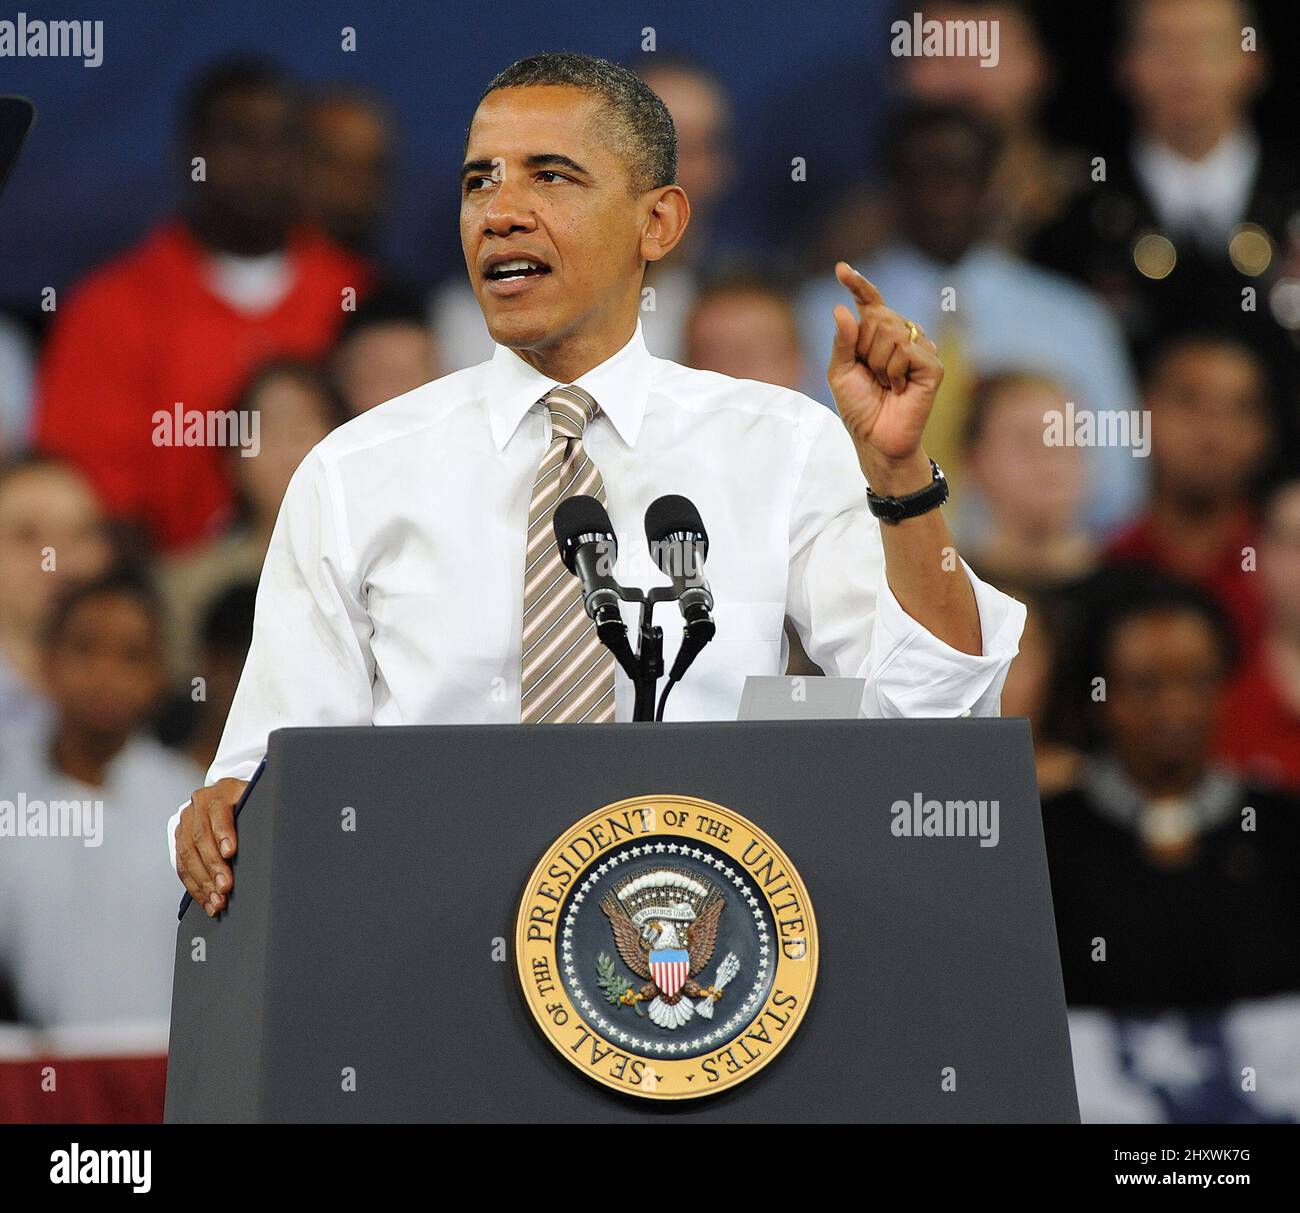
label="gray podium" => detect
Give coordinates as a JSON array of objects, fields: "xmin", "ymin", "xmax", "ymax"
[{"xmin": 165, "ymin": 718, "xmax": 1078, "ymax": 1123}]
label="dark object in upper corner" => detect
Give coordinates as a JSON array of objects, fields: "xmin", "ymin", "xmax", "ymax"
[{"xmin": 0, "ymin": 96, "xmax": 36, "ymax": 202}]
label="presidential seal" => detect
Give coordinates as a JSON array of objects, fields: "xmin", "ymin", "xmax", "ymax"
[{"xmin": 515, "ymin": 794, "xmax": 817, "ymax": 1100}]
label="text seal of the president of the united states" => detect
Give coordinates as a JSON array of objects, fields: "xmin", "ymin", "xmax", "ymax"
[{"xmin": 515, "ymin": 794, "xmax": 818, "ymax": 1099}]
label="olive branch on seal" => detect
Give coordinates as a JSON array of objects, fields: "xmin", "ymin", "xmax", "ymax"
[{"xmin": 595, "ymin": 951, "xmax": 644, "ymax": 1016}]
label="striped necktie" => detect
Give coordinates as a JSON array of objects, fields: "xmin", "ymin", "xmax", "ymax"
[{"xmin": 519, "ymin": 384, "xmax": 617, "ymax": 724}]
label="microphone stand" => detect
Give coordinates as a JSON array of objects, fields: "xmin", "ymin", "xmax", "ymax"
[
  {"xmin": 603, "ymin": 585, "xmax": 680, "ymax": 722},
  {"xmin": 566, "ymin": 544, "xmax": 713, "ymax": 722},
  {"xmin": 556, "ymin": 504, "xmax": 714, "ymax": 722}
]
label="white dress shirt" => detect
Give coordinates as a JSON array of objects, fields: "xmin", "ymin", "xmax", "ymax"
[
  {"xmin": 204, "ymin": 249, "xmax": 294, "ymax": 315},
  {"xmin": 1131, "ymin": 129, "xmax": 1259, "ymax": 248},
  {"xmin": 167, "ymin": 320, "xmax": 1025, "ymax": 870},
  {"xmin": 2, "ymin": 731, "xmax": 202, "ymax": 1028}
]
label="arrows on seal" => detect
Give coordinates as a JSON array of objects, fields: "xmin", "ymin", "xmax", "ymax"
[{"xmin": 695, "ymin": 951, "xmax": 740, "ymax": 1018}]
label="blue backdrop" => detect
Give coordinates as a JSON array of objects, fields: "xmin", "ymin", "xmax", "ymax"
[{"xmin": 1, "ymin": 0, "xmax": 894, "ymax": 312}]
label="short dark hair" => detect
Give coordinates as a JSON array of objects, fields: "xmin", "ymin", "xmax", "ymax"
[
  {"xmin": 687, "ymin": 260, "xmax": 802, "ymax": 342},
  {"xmin": 693, "ymin": 259, "xmax": 801, "ymax": 306},
  {"xmin": 181, "ymin": 56, "xmax": 297, "ymax": 142},
  {"xmin": 1094, "ymin": 571, "xmax": 1240, "ymax": 681},
  {"xmin": 200, "ymin": 580, "xmax": 258, "ymax": 658},
  {"xmin": 230, "ymin": 357, "xmax": 350, "ymax": 433},
  {"xmin": 961, "ymin": 369, "xmax": 1065, "ymax": 453},
  {"xmin": 475, "ymin": 52, "xmax": 677, "ymax": 194},
  {"xmin": 0, "ymin": 451, "xmax": 81, "ymax": 498},
  {"xmin": 1048, "ymin": 567, "xmax": 1239, "ymax": 753},
  {"xmin": 1140, "ymin": 328, "xmax": 1272, "ymax": 411},
  {"xmin": 336, "ymin": 283, "xmax": 429, "ymax": 347},
  {"xmin": 44, "ymin": 564, "xmax": 164, "ymax": 650}
]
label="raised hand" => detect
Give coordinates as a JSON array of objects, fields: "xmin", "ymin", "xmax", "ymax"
[{"xmin": 827, "ymin": 261, "xmax": 942, "ymax": 469}]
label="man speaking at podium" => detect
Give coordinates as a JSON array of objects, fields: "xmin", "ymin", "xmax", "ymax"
[{"xmin": 170, "ymin": 53, "xmax": 1025, "ymax": 915}]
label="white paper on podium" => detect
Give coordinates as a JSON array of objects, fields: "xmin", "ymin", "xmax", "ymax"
[{"xmin": 737, "ymin": 675, "xmax": 866, "ymax": 720}]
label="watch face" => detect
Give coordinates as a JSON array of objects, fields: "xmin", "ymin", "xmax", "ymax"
[{"xmin": 868, "ymin": 461, "xmax": 947, "ymax": 524}]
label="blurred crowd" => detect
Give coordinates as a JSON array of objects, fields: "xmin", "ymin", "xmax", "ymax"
[{"xmin": 2, "ymin": 0, "xmax": 1300, "ymax": 1122}]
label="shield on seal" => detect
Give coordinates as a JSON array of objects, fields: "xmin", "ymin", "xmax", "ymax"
[{"xmin": 649, "ymin": 948, "xmax": 690, "ymax": 998}]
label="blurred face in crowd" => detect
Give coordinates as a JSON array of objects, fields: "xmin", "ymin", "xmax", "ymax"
[
  {"xmin": 685, "ymin": 289, "xmax": 804, "ymax": 390},
  {"xmin": 190, "ymin": 83, "xmax": 302, "ymax": 254},
  {"xmin": 894, "ymin": 118, "xmax": 993, "ymax": 264},
  {"xmin": 636, "ymin": 65, "xmax": 734, "ymax": 232},
  {"xmin": 998, "ymin": 603, "xmax": 1052, "ymax": 726},
  {"xmin": 1119, "ymin": 0, "xmax": 1262, "ymax": 149},
  {"xmin": 461, "ymin": 85, "xmax": 688, "ymax": 365},
  {"xmin": 0, "ymin": 463, "xmax": 110, "ymax": 635},
  {"xmin": 1102, "ymin": 608, "xmax": 1227, "ymax": 791},
  {"xmin": 235, "ymin": 372, "xmax": 337, "ymax": 529},
  {"xmin": 903, "ymin": 3, "xmax": 1049, "ymax": 129},
  {"xmin": 966, "ymin": 376, "xmax": 1085, "ymax": 533},
  {"xmin": 194, "ymin": 638, "xmax": 249, "ymax": 765},
  {"xmin": 44, "ymin": 592, "xmax": 166, "ymax": 743},
  {"xmin": 1146, "ymin": 341, "xmax": 1270, "ymax": 505},
  {"xmin": 302, "ymin": 96, "xmax": 395, "ymax": 251},
  {"xmin": 335, "ymin": 322, "xmax": 441, "ymax": 416},
  {"xmin": 1259, "ymin": 483, "xmax": 1300, "ymax": 630}
]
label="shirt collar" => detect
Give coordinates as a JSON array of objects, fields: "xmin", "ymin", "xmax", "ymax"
[
  {"xmin": 483, "ymin": 319, "xmax": 651, "ymax": 451},
  {"xmin": 1081, "ymin": 753, "xmax": 1242, "ymax": 837},
  {"xmin": 885, "ymin": 240, "xmax": 1002, "ymax": 279},
  {"xmin": 1134, "ymin": 127, "xmax": 1257, "ymax": 180},
  {"xmin": 1132, "ymin": 128, "xmax": 1259, "ymax": 225}
]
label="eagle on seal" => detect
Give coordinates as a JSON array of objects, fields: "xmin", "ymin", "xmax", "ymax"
[{"xmin": 600, "ymin": 880, "xmax": 727, "ymax": 1029}]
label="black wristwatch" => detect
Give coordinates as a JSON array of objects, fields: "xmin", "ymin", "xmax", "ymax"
[{"xmin": 865, "ymin": 459, "xmax": 949, "ymax": 525}]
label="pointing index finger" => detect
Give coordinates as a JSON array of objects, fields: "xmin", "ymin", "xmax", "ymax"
[{"xmin": 835, "ymin": 260, "xmax": 884, "ymax": 309}]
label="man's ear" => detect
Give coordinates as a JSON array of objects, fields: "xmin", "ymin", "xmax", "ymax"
[{"xmin": 640, "ymin": 185, "xmax": 690, "ymax": 264}]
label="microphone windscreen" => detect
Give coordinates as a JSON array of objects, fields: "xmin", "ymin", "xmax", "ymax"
[
  {"xmin": 553, "ymin": 494, "xmax": 615, "ymax": 572},
  {"xmin": 645, "ymin": 494, "xmax": 708, "ymax": 563}
]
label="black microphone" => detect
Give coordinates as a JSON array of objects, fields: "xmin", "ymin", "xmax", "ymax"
[
  {"xmin": 645, "ymin": 494, "xmax": 715, "ymax": 643},
  {"xmin": 553, "ymin": 496, "xmax": 632, "ymax": 664},
  {"xmin": 645, "ymin": 496, "xmax": 716, "ymax": 718}
]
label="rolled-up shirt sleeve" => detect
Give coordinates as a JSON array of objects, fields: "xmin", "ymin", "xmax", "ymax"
[
  {"xmin": 166, "ymin": 448, "xmax": 375, "ymax": 875},
  {"xmin": 785, "ymin": 406, "xmax": 1025, "ymax": 718}
]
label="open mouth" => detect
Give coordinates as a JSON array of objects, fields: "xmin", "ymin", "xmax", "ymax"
[{"xmin": 483, "ymin": 257, "xmax": 552, "ymax": 283}]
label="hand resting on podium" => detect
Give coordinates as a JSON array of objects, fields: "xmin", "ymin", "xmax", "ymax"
[{"xmin": 175, "ymin": 778, "xmax": 247, "ymax": 917}]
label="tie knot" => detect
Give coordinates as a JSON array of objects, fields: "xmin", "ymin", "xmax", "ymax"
[{"xmin": 543, "ymin": 384, "xmax": 598, "ymax": 441}]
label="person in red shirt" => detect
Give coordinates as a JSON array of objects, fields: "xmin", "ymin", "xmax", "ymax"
[
  {"xmin": 1218, "ymin": 478, "xmax": 1300, "ymax": 790},
  {"xmin": 1105, "ymin": 332, "xmax": 1273, "ymax": 659},
  {"xmin": 34, "ymin": 58, "xmax": 372, "ymax": 552}
]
